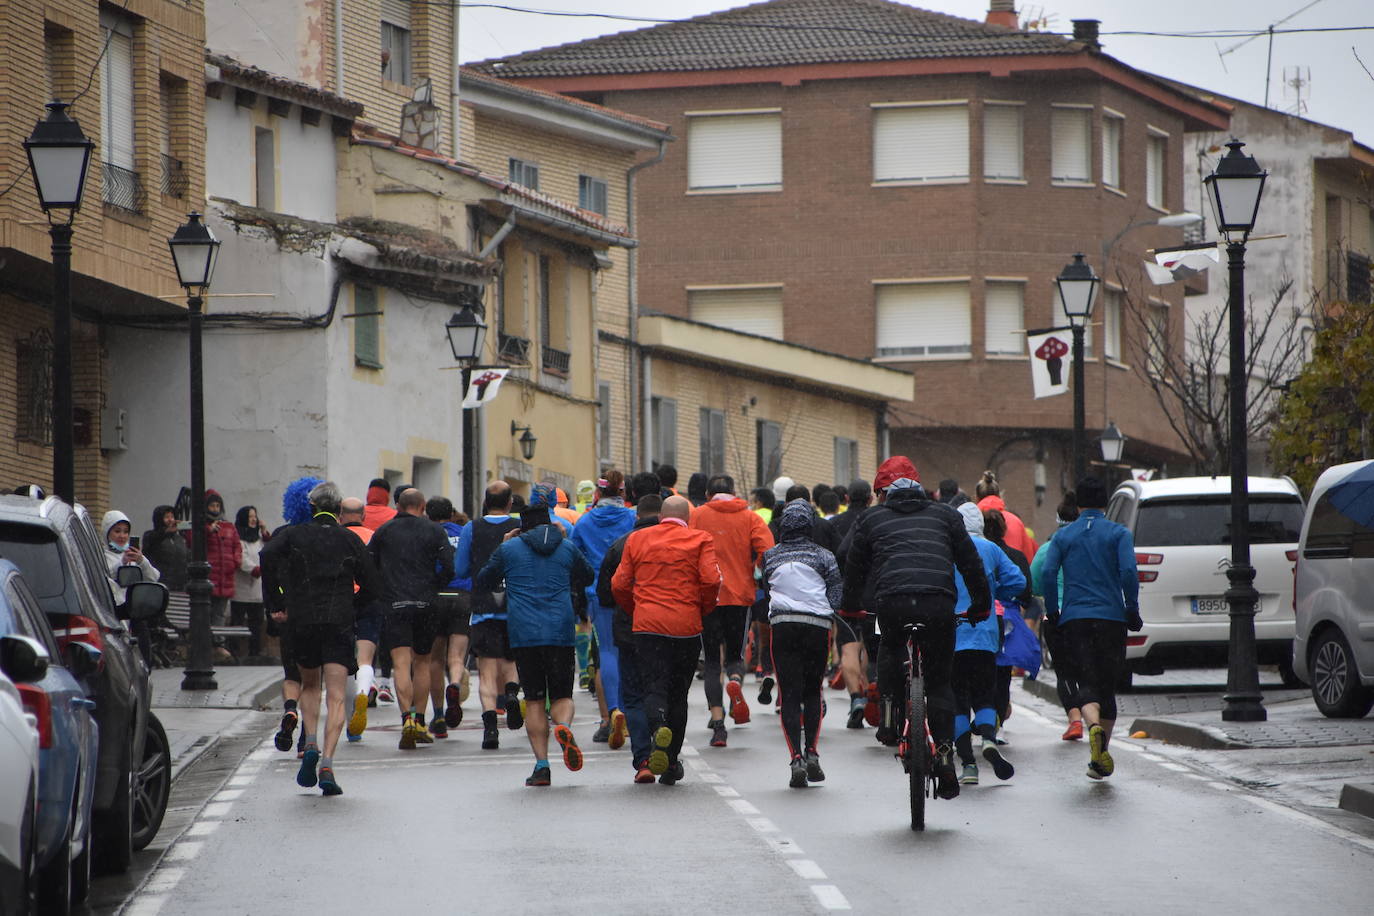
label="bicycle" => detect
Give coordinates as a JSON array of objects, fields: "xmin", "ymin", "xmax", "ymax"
[{"xmin": 896, "ymin": 621, "xmax": 935, "ymax": 831}]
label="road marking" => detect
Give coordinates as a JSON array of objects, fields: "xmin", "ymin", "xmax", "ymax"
[
  {"xmin": 728, "ymin": 798, "xmax": 760, "ymax": 815},
  {"xmin": 212, "ymin": 789, "xmax": 244, "ymax": 802},
  {"xmin": 163, "ymin": 841, "xmax": 203, "ymax": 862},
  {"xmin": 1159, "ymin": 762, "xmax": 1190, "ymax": 772},
  {"xmin": 713, "ymin": 785, "xmax": 740, "ymax": 797},
  {"xmin": 122, "ymin": 897, "xmax": 166, "ymax": 916},
  {"xmin": 764, "ymin": 836, "xmax": 803, "ymax": 856},
  {"xmin": 200, "ymin": 802, "xmax": 233, "ymax": 819},
  {"xmin": 698, "ymin": 771, "xmax": 725, "ymax": 784},
  {"xmin": 141, "ymin": 867, "xmax": 185, "ymax": 893},
  {"xmin": 1186, "ymin": 773, "xmax": 1210, "ymax": 780},
  {"xmin": 746, "ymin": 817, "xmax": 779, "ymax": 833},
  {"xmin": 1240, "ymin": 794, "xmax": 1374, "ymax": 854},
  {"xmin": 681, "ymin": 745, "xmax": 699, "ymax": 757},
  {"xmin": 811, "ymin": 885, "xmax": 852, "ymax": 910},
  {"xmin": 788, "ymin": 859, "xmax": 827, "ymax": 880},
  {"xmin": 185, "ymin": 821, "xmax": 220, "ymax": 837}
]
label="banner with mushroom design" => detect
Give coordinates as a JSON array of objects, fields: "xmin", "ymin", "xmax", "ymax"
[{"xmin": 1027, "ymin": 327, "xmax": 1071, "ymax": 399}]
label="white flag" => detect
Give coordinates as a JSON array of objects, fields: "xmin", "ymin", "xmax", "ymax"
[
  {"xmin": 1026, "ymin": 327, "xmax": 1071, "ymax": 399},
  {"xmin": 1145, "ymin": 242, "xmax": 1220, "ymax": 285},
  {"xmin": 462, "ymin": 367, "xmax": 509, "ymax": 408}
]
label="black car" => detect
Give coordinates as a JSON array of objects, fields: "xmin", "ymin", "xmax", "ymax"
[{"xmin": 0, "ymin": 496, "xmax": 170, "ymax": 875}]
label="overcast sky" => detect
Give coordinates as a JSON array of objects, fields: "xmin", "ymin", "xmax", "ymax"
[{"xmin": 458, "ymin": 0, "xmax": 1374, "ymax": 146}]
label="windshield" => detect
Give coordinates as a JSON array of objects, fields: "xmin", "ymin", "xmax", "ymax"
[
  {"xmin": 0, "ymin": 523, "xmax": 70, "ymax": 601},
  {"xmin": 1134, "ymin": 495, "xmax": 1304, "ymax": 547}
]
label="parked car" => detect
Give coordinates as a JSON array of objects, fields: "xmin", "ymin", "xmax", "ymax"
[
  {"xmin": 1105, "ymin": 476, "xmax": 1305, "ymax": 688},
  {"xmin": 0, "ymin": 658, "xmax": 40, "ymax": 916},
  {"xmin": 1292, "ymin": 460, "xmax": 1374, "ymax": 718},
  {"xmin": 0, "ymin": 496, "xmax": 170, "ymax": 875},
  {"xmin": 0, "ymin": 560, "xmax": 101, "ymax": 916}
]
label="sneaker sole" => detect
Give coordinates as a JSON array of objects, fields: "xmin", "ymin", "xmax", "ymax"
[
  {"xmin": 806, "ymin": 761, "xmax": 825, "ymax": 783},
  {"xmin": 608, "ymin": 711, "xmax": 628, "ymax": 750},
  {"xmin": 347, "ymin": 693, "xmax": 368, "ymax": 738},
  {"xmin": 982, "ymin": 745, "xmax": 1015, "ymax": 780},
  {"xmin": 757, "ymin": 677, "xmax": 775, "ymax": 705},
  {"xmin": 1088, "ymin": 726, "xmax": 1115, "ymax": 776},
  {"xmin": 399, "ymin": 727, "xmax": 417, "ymax": 751},
  {"xmin": 506, "ymin": 697, "xmax": 524, "ymax": 730},
  {"xmin": 555, "ymin": 725, "xmax": 583, "ymax": 772},
  {"xmin": 648, "ymin": 726, "xmax": 672, "ymax": 775},
  {"xmin": 445, "ymin": 684, "xmax": 463, "ymax": 728},
  {"xmin": 274, "ymin": 715, "xmax": 298, "ymax": 752},
  {"xmin": 634, "ymin": 770, "xmax": 656, "ymax": 784},
  {"xmin": 318, "ymin": 770, "xmax": 342, "ymax": 796},
  {"xmin": 296, "ymin": 748, "xmax": 320, "ymax": 787},
  {"xmin": 726, "ymin": 680, "xmax": 751, "ymax": 724},
  {"xmin": 789, "ymin": 765, "xmax": 808, "ymax": 788}
]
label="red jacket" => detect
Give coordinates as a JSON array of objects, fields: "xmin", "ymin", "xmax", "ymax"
[
  {"xmin": 611, "ymin": 519, "xmax": 720, "ymax": 637},
  {"xmin": 186, "ymin": 521, "xmax": 243, "ymax": 598},
  {"xmin": 977, "ymin": 495, "xmax": 1038, "ymax": 560},
  {"xmin": 689, "ymin": 497, "xmax": 774, "ymax": 606},
  {"xmin": 362, "ymin": 484, "xmax": 396, "ymax": 531}
]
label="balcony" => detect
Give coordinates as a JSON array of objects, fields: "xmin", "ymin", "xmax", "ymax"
[
  {"xmin": 101, "ymin": 161, "xmax": 146, "ymax": 213},
  {"xmin": 160, "ymin": 153, "xmax": 188, "ymax": 198},
  {"xmin": 498, "ymin": 333, "xmax": 530, "ymax": 364},
  {"xmin": 541, "ymin": 345, "xmax": 571, "ymax": 376}
]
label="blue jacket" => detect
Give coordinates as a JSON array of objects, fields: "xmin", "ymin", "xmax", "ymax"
[
  {"xmin": 1038, "ymin": 509, "xmax": 1138, "ymax": 625},
  {"xmin": 475, "ymin": 523, "xmax": 594, "ymax": 648},
  {"xmin": 440, "ymin": 521, "xmax": 471, "ymax": 591},
  {"xmin": 954, "ymin": 537, "xmax": 1027, "ymax": 653},
  {"xmin": 570, "ymin": 503, "xmax": 636, "ymax": 602}
]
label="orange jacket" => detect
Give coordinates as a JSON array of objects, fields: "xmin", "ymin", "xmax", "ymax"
[
  {"xmin": 689, "ymin": 497, "xmax": 774, "ymax": 606},
  {"xmin": 611, "ymin": 519, "xmax": 720, "ymax": 637},
  {"xmin": 977, "ymin": 495, "xmax": 1038, "ymax": 560},
  {"xmin": 362, "ymin": 485, "xmax": 397, "ymax": 531}
]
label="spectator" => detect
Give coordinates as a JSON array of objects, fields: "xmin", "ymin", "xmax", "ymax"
[
  {"xmin": 187, "ymin": 489, "xmax": 242, "ymax": 625},
  {"xmin": 143, "ymin": 504, "xmax": 188, "ymax": 591},
  {"xmin": 232, "ymin": 505, "xmax": 268, "ymax": 658}
]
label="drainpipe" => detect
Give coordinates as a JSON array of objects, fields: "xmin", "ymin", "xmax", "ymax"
[
  {"xmin": 478, "ymin": 213, "xmax": 516, "ymax": 259},
  {"xmin": 451, "ymin": 4, "xmax": 462, "ymax": 159},
  {"xmin": 642, "ymin": 354, "xmax": 654, "ymax": 468},
  {"xmin": 626, "ymin": 139, "xmax": 668, "ymax": 469},
  {"xmin": 334, "ymin": 0, "xmax": 345, "ymax": 96}
]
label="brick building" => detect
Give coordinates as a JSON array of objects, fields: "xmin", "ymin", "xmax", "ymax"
[{"xmin": 471, "ymin": 0, "xmax": 1232, "ymax": 534}]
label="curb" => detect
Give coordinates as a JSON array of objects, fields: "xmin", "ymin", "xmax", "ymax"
[
  {"xmin": 1020, "ymin": 676, "xmax": 1058, "ymax": 705},
  {"xmin": 1339, "ymin": 783, "xmax": 1374, "ymax": 820},
  {"xmin": 1126, "ymin": 716, "xmax": 1248, "ymax": 750},
  {"xmin": 252, "ymin": 677, "xmax": 283, "ymax": 710}
]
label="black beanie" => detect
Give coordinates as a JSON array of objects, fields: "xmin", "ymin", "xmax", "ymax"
[{"xmin": 1075, "ymin": 475, "xmax": 1109, "ymax": 509}]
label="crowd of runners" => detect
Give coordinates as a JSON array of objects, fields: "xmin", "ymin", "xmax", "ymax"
[{"xmin": 260, "ymin": 458, "xmax": 1140, "ymax": 798}]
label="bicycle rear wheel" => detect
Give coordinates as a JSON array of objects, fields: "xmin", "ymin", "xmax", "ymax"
[{"xmin": 907, "ymin": 674, "xmax": 926, "ymax": 832}]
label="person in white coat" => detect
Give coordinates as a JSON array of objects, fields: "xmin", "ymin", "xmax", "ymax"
[
  {"xmin": 102, "ymin": 509, "xmax": 161, "ymax": 666},
  {"xmin": 233, "ymin": 505, "xmax": 267, "ymax": 658}
]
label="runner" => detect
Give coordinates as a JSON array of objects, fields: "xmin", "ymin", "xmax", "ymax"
[
  {"xmin": 1031, "ymin": 494, "xmax": 1086, "ymax": 739},
  {"xmin": 265, "ymin": 475, "xmax": 322, "ymax": 758},
  {"xmin": 338, "ymin": 497, "xmax": 383, "ymax": 742},
  {"xmin": 425, "ymin": 497, "xmax": 472, "ymax": 735},
  {"xmin": 832, "ymin": 480, "xmax": 876, "ymax": 728}
]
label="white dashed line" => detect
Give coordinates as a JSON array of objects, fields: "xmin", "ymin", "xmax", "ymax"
[
  {"xmin": 713, "ymin": 785, "xmax": 740, "ymax": 797},
  {"xmin": 122, "ymin": 897, "xmax": 166, "ymax": 916},
  {"xmin": 140, "ymin": 867, "xmax": 185, "ymax": 893},
  {"xmin": 212, "ymin": 789, "xmax": 244, "ymax": 802},
  {"xmin": 787, "ymin": 859, "xmax": 827, "ymax": 880},
  {"xmin": 698, "ymin": 771, "xmax": 724, "ymax": 783},
  {"xmin": 811, "ymin": 885, "xmax": 853, "ymax": 910},
  {"xmin": 728, "ymin": 798, "xmax": 760, "ymax": 815},
  {"xmin": 184, "ymin": 821, "xmax": 221, "ymax": 837},
  {"xmin": 200, "ymin": 802, "xmax": 233, "ymax": 819},
  {"xmin": 746, "ymin": 817, "xmax": 780, "ymax": 833},
  {"xmin": 162, "ymin": 841, "xmax": 203, "ymax": 862},
  {"xmin": 764, "ymin": 836, "xmax": 803, "ymax": 856}
]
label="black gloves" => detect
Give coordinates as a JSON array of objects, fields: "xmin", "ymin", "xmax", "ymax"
[
  {"xmin": 965, "ymin": 602, "xmax": 991, "ymax": 624},
  {"xmin": 1126, "ymin": 608, "xmax": 1143, "ymax": 632}
]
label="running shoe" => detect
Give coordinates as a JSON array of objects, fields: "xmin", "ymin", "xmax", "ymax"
[
  {"xmin": 847, "ymin": 703, "xmax": 866, "ymax": 729},
  {"xmin": 399, "ymin": 717, "xmax": 419, "ymax": 751},
  {"xmin": 659, "ymin": 761, "xmax": 685, "ymax": 786},
  {"xmin": 347, "ymin": 692, "xmax": 368, "ymax": 739},
  {"xmin": 789, "ymin": 757, "xmax": 808, "ymax": 788},
  {"xmin": 592, "ymin": 721, "xmax": 611, "ymax": 743},
  {"xmin": 982, "ymin": 738, "xmax": 1014, "ymax": 780},
  {"xmin": 274, "ymin": 709, "xmax": 299, "ymax": 752},
  {"xmin": 444, "ymin": 683, "xmax": 464, "ymax": 728},
  {"xmin": 458, "ymin": 667, "xmax": 471, "ymax": 705},
  {"xmin": 608, "ymin": 710, "xmax": 628, "ymax": 750},
  {"xmin": 960, "ymin": 763, "xmax": 980, "ymax": 785},
  {"xmin": 345, "ymin": 730, "xmax": 361, "ymax": 744},
  {"xmin": 376, "ymin": 683, "xmax": 394, "ymax": 704},
  {"xmin": 367, "ymin": 687, "xmax": 377, "ymax": 708},
  {"xmin": 297, "ymin": 746, "xmax": 320, "ymax": 787},
  {"xmin": 554, "ymin": 724, "xmax": 583, "ymax": 772},
  {"xmin": 414, "ymin": 720, "xmax": 434, "ymax": 744},
  {"xmin": 726, "ymin": 679, "xmax": 751, "ymax": 724},
  {"xmin": 526, "ymin": 765, "xmax": 552, "ymax": 787},
  {"xmin": 1062, "ymin": 720, "xmax": 1084, "ymax": 741},
  {"xmin": 934, "ymin": 752, "xmax": 961, "ymax": 800},
  {"xmin": 296, "ymin": 732, "xmax": 306, "ymax": 759},
  {"xmin": 481, "ymin": 711, "xmax": 499, "ymax": 750},
  {"xmin": 1088, "ymin": 725, "xmax": 1114, "ymax": 777},
  {"xmin": 429, "ymin": 717, "xmax": 449, "ymax": 739},
  {"xmin": 757, "ymin": 676, "xmax": 775, "ymax": 706},
  {"xmin": 504, "ymin": 684, "xmax": 524, "ymax": 730},
  {"xmin": 709, "ymin": 719, "xmax": 727, "ymax": 748},
  {"xmin": 805, "ymin": 752, "xmax": 825, "ymax": 783},
  {"xmin": 827, "ymin": 666, "xmax": 844, "ymax": 690},
  {"xmin": 318, "ymin": 767, "xmax": 342, "ymax": 797},
  {"xmin": 634, "ymin": 765, "xmax": 656, "ymax": 784},
  {"xmin": 648, "ymin": 726, "xmax": 672, "ymax": 775}
]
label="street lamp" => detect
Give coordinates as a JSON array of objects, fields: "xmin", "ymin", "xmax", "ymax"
[
  {"xmin": 449, "ymin": 302, "xmax": 487, "ymax": 517},
  {"xmin": 1204, "ymin": 138, "xmax": 1268, "ymax": 723},
  {"xmin": 24, "ymin": 102, "xmax": 95, "ymax": 504},
  {"xmin": 1099, "ymin": 420, "xmax": 1126, "ymax": 463},
  {"xmin": 1055, "ymin": 253, "xmax": 1100, "ymax": 482},
  {"xmin": 168, "ymin": 212, "xmax": 221, "ymax": 692},
  {"xmin": 511, "ymin": 421, "xmax": 537, "ymax": 461}
]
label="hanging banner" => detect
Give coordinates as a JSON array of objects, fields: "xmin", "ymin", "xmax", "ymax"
[
  {"xmin": 462, "ymin": 367, "xmax": 510, "ymax": 408},
  {"xmin": 1027, "ymin": 327, "xmax": 1071, "ymax": 399},
  {"xmin": 1144, "ymin": 242, "xmax": 1221, "ymax": 285}
]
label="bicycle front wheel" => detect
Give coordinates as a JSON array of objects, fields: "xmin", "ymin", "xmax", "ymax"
[{"xmin": 908, "ymin": 674, "xmax": 926, "ymax": 832}]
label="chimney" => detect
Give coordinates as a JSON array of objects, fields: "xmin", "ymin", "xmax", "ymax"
[
  {"xmin": 986, "ymin": 1, "xmax": 1017, "ymax": 29},
  {"xmin": 1072, "ymin": 19, "xmax": 1102, "ymax": 51}
]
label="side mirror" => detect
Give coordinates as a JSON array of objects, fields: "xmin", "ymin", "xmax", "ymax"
[
  {"xmin": 124, "ymin": 581, "xmax": 169, "ymax": 621},
  {"xmin": 115, "ymin": 565, "xmax": 144, "ymax": 589},
  {"xmin": 65, "ymin": 641, "xmax": 102, "ymax": 680},
  {"xmin": 0, "ymin": 634, "xmax": 50, "ymax": 683}
]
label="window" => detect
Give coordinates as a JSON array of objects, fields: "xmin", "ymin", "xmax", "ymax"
[
  {"xmin": 159, "ymin": 76, "xmax": 188, "ymax": 197},
  {"xmin": 380, "ymin": 0, "xmax": 412, "ymax": 86},
  {"xmin": 254, "ymin": 127, "xmax": 275, "ymax": 209},
  {"xmin": 1147, "ymin": 303, "xmax": 1169, "ymax": 370},
  {"xmin": 538, "ymin": 255, "xmax": 569, "ymax": 373},
  {"xmin": 15, "ymin": 329, "xmax": 53, "ymax": 445},
  {"xmin": 688, "ymin": 286, "xmax": 783, "ymax": 339},
  {"xmin": 687, "ymin": 111, "xmax": 782, "ymax": 192},
  {"xmin": 1102, "ymin": 115, "xmax": 1122, "ymax": 189},
  {"xmin": 579, "ymin": 175, "xmax": 608, "ymax": 216},
  {"xmin": 353, "ymin": 285, "xmax": 382, "ymax": 369},
  {"xmin": 509, "ymin": 157, "xmax": 540, "ymax": 190},
  {"xmin": 983, "ymin": 103, "xmax": 1023, "ymax": 181},
  {"xmin": 1135, "ymin": 496, "xmax": 1304, "ymax": 548},
  {"xmin": 1050, "ymin": 106, "xmax": 1092, "ymax": 183},
  {"xmin": 650, "ymin": 397, "xmax": 678, "ymax": 470},
  {"xmin": 834, "ymin": 437, "xmax": 859, "ymax": 485},
  {"xmin": 873, "ymin": 103, "xmax": 969, "ymax": 183},
  {"xmin": 700, "ymin": 408, "xmax": 727, "ymax": 477},
  {"xmin": 756, "ymin": 420, "xmax": 782, "ymax": 487},
  {"xmin": 984, "ymin": 282, "xmax": 1024, "ymax": 355},
  {"xmin": 598, "ymin": 383, "xmax": 613, "ymax": 464},
  {"xmin": 1305, "ymin": 492, "xmax": 1374, "ymax": 559},
  {"xmin": 1146, "ymin": 132, "xmax": 1167, "ymax": 208},
  {"xmin": 1103, "ymin": 288, "xmax": 1122, "ymax": 361},
  {"xmin": 874, "ymin": 282, "xmax": 971, "ymax": 358},
  {"xmin": 100, "ymin": 11, "xmax": 141, "ymax": 211}
]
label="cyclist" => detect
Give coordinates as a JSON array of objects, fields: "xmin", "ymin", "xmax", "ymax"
[{"xmin": 841, "ymin": 456, "xmax": 992, "ymax": 801}]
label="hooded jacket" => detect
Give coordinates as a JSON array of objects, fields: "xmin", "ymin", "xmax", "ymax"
[
  {"xmin": 952, "ymin": 503, "xmax": 1027, "ymax": 653},
  {"xmin": 976, "ymin": 494, "xmax": 1038, "ymax": 561},
  {"xmin": 612, "ymin": 519, "xmax": 721, "ymax": 637},
  {"xmin": 762, "ymin": 500, "xmax": 842, "ymax": 630},
  {"xmin": 179, "ymin": 501, "xmax": 242, "ymax": 598},
  {"xmin": 362, "ymin": 484, "xmax": 397, "ymax": 531},
  {"xmin": 571, "ymin": 502, "xmax": 636, "ymax": 603},
  {"xmin": 368, "ymin": 512, "xmax": 455, "ymax": 608},
  {"xmin": 142, "ymin": 505, "xmax": 188, "ymax": 591},
  {"xmin": 689, "ymin": 496, "xmax": 774, "ymax": 606},
  {"xmin": 102, "ymin": 509, "xmax": 161, "ymax": 604},
  {"xmin": 475, "ymin": 523, "xmax": 594, "ymax": 649}
]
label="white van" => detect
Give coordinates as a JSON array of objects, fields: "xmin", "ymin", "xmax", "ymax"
[
  {"xmin": 1105, "ymin": 476, "xmax": 1304, "ymax": 688},
  {"xmin": 1293, "ymin": 460, "xmax": 1374, "ymax": 718}
]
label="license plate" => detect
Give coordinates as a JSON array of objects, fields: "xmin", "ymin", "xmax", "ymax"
[{"xmin": 1191, "ymin": 597, "xmax": 1229, "ymax": 615}]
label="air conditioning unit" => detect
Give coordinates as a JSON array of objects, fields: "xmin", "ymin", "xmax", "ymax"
[{"xmin": 101, "ymin": 408, "xmax": 128, "ymax": 451}]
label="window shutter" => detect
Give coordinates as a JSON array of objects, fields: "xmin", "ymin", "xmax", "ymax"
[
  {"xmin": 354, "ymin": 286, "xmax": 382, "ymax": 368},
  {"xmin": 101, "ymin": 29, "xmax": 135, "ymax": 169},
  {"xmin": 874, "ymin": 106, "xmax": 969, "ymax": 182},
  {"xmin": 654, "ymin": 398, "xmax": 678, "ymax": 467},
  {"xmin": 1104, "ymin": 290, "xmax": 1122, "ymax": 361},
  {"xmin": 1102, "ymin": 117, "xmax": 1121, "ymax": 188},
  {"xmin": 874, "ymin": 283, "xmax": 971, "ymax": 357},
  {"xmin": 1146, "ymin": 136, "xmax": 1165, "ymax": 208},
  {"xmin": 984, "ymin": 282, "xmax": 1024, "ymax": 355},
  {"xmin": 689, "ymin": 287, "xmax": 784, "ymax": 339},
  {"xmin": 599, "ymin": 383, "xmax": 613, "ymax": 463},
  {"xmin": 983, "ymin": 105, "xmax": 1022, "ymax": 180},
  {"xmin": 688, "ymin": 114, "xmax": 781, "ymax": 190},
  {"xmin": 1051, "ymin": 107, "xmax": 1090, "ymax": 182},
  {"xmin": 380, "ymin": 0, "xmax": 411, "ymax": 26}
]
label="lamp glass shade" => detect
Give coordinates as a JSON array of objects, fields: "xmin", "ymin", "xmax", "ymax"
[
  {"xmin": 1055, "ymin": 253, "xmax": 1099, "ymax": 325},
  {"xmin": 519, "ymin": 429, "xmax": 537, "ymax": 461},
  {"xmin": 24, "ymin": 102, "xmax": 94, "ymax": 211},
  {"xmin": 1204, "ymin": 140, "xmax": 1266, "ymax": 236},
  {"xmin": 1100, "ymin": 422, "xmax": 1126, "ymax": 463},
  {"xmin": 168, "ymin": 212, "xmax": 221, "ymax": 289},
  {"xmin": 446, "ymin": 305, "xmax": 487, "ymax": 362}
]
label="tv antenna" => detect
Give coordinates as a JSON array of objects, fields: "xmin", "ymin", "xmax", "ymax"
[
  {"xmin": 1282, "ymin": 66, "xmax": 1311, "ymax": 115},
  {"xmin": 1214, "ymin": 0, "xmax": 1324, "ymax": 107}
]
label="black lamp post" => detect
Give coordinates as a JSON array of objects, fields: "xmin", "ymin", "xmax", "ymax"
[
  {"xmin": 168, "ymin": 213, "xmax": 221, "ymax": 691},
  {"xmin": 511, "ymin": 421, "xmax": 537, "ymax": 461},
  {"xmin": 24, "ymin": 102, "xmax": 94, "ymax": 504},
  {"xmin": 1205, "ymin": 139, "xmax": 1268, "ymax": 723},
  {"xmin": 1055, "ymin": 253, "xmax": 1101, "ymax": 483},
  {"xmin": 448, "ymin": 303, "xmax": 487, "ymax": 517}
]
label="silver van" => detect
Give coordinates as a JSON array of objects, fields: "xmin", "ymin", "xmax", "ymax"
[{"xmin": 1293, "ymin": 460, "xmax": 1374, "ymax": 718}]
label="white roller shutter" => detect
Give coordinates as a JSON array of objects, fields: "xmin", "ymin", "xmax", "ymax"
[
  {"xmin": 381, "ymin": 0, "xmax": 411, "ymax": 26},
  {"xmin": 687, "ymin": 114, "xmax": 781, "ymax": 191},
  {"xmin": 689, "ymin": 287, "xmax": 784, "ymax": 339},
  {"xmin": 1146, "ymin": 135, "xmax": 1165, "ymax": 208},
  {"xmin": 984, "ymin": 282, "xmax": 1024, "ymax": 355},
  {"xmin": 875, "ymin": 283, "xmax": 970, "ymax": 357},
  {"xmin": 101, "ymin": 26, "xmax": 135, "ymax": 169},
  {"xmin": 874, "ymin": 105, "xmax": 968, "ymax": 182},
  {"xmin": 1102, "ymin": 117, "xmax": 1121, "ymax": 188},
  {"xmin": 1104, "ymin": 289, "xmax": 1122, "ymax": 361},
  {"xmin": 983, "ymin": 105, "xmax": 1022, "ymax": 180},
  {"xmin": 1051, "ymin": 107, "xmax": 1090, "ymax": 182}
]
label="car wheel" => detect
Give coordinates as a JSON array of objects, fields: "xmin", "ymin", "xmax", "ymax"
[
  {"xmin": 132, "ymin": 715, "xmax": 171, "ymax": 850},
  {"xmin": 71, "ymin": 837, "xmax": 90, "ymax": 906},
  {"xmin": 36, "ymin": 811, "xmax": 73, "ymax": 916},
  {"xmin": 92, "ymin": 730, "xmax": 134, "ymax": 875},
  {"xmin": 1310, "ymin": 629, "xmax": 1374, "ymax": 718}
]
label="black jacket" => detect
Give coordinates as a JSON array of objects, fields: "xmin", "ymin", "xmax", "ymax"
[
  {"xmin": 260, "ymin": 513, "xmax": 378, "ymax": 628},
  {"xmin": 770, "ymin": 512, "xmax": 839, "ymax": 554},
  {"xmin": 368, "ymin": 512, "xmax": 455, "ymax": 608},
  {"xmin": 841, "ymin": 489, "xmax": 991, "ymax": 614},
  {"xmin": 597, "ymin": 516, "xmax": 658, "ymax": 649}
]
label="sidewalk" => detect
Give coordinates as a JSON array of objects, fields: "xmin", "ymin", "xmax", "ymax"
[{"xmin": 149, "ymin": 666, "xmax": 282, "ymax": 780}]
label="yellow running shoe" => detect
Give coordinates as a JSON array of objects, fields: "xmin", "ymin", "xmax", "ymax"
[
  {"xmin": 399, "ymin": 717, "xmax": 418, "ymax": 751},
  {"xmin": 347, "ymin": 692, "xmax": 368, "ymax": 738},
  {"xmin": 415, "ymin": 719, "xmax": 434, "ymax": 744},
  {"xmin": 647, "ymin": 726, "xmax": 672, "ymax": 775},
  {"xmin": 608, "ymin": 709, "xmax": 628, "ymax": 750}
]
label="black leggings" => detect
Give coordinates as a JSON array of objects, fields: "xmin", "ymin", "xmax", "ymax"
[
  {"xmin": 1062, "ymin": 618, "xmax": 1127, "ymax": 720},
  {"xmin": 1042, "ymin": 617, "xmax": 1082, "ymax": 712},
  {"xmin": 635, "ymin": 633, "xmax": 701, "ymax": 766},
  {"xmin": 875, "ymin": 594, "xmax": 957, "ymax": 746},
  {"xmin": 769, "ymin": 622, "xmax": 830, "ymax": 758},
  {"xmin": 701, "ymin": 605, "xmax": 748, "ymax": 710}
]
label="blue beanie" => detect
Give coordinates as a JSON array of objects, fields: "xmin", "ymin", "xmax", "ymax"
[{"xmin": 282, "ymin": 476, "xmax": 324, "ymax": 526}]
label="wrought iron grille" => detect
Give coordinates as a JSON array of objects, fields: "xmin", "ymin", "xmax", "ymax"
[
  {"xmin": 498, "ymin": 333, "xmax": 531, "ymax": 364},
  {"xmin": 1349, "ymin": 252, "xmax": 1372, "ymax": 304},
  {"xmin": 541, "ymin": 345, "xmax": 571, "ymax": 375},
  {"xmin": 102, "ymin": 161, "xmax": 146, "ymax": 212},
  {"xmin": 15, "ymin": 329, "xmax": 53, "ymax": 445},
  {"xmin": 160, "ymin": 153, "xmax": 188, "ymax": 198}
]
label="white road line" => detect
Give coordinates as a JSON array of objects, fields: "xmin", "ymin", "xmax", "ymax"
[
  {"xmin": 1186, "ymin": 773, "xmax": 1210, "ymax": 780},
  {"xmin": 162, "ymin": 841, "xmax": 203, "ymax": 862},
  {"xmin": 1240, "ymin": 794, "xmax": 1374, "ymax": 854},
  {"xmin": 728, "ymin": 798, "xmax": 760, "ymax": 815},
  {"xmin": 1159, "ymin": 762, "xmax": 1190, "ymax": 772},
  {"xmin": 787, "ymin": 859, "xmax": 827, "ymax": 880},
  {"xmin": 746, "ymin": 817, "xmax": 779, "ymax": 833},
  {"xmin": 184, "ymin": 821, "xmax": 221, "ymax": 837},
  {"xmin": 121, "ymin": 897, "xmax": 166, "ymax": 916},
  {"xmin": 681, "ymin": 745, "xmax": 699, "ymax": 757},
  {"xmin": 713, "ymin": 785, "xmax": 740, "ymax": 797},
  {"xmin": 810, "ymin": 885, "xmax": 852, "ymax": 910},
  {"xmin": 140, "ymin": 868, "xmax": 186, "ymax": 893},
  {"xmin": 212, "ymin": 789, "xmax": 244, "ymax": 802},
  {"xmin": 698, "ymin": 771, "xmax": 725, "ymax": 784},
  {"xmin": 200, "ymin": 802, "xmax": 233, "ymax": 819},
  {"xmin": 764, "ymin": 836, "xmax": 804, "ymax": 856}
]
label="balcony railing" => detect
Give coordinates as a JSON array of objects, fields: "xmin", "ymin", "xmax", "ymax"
[
  {"xmin": 498, "ymin": 333, "xmax": 530, "ymax": 364},
  {"xmin": 541, "ymin": 345, "xmax": 571, "ymax": 375},
  {"xmin": 160, "ymin": 153, "xmax": 188, "ymax": 198},
  {"xmin": 101, "ymin": 161, "xmax": 146, "ymax": 213}
]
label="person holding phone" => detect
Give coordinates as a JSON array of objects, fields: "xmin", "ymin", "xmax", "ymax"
[{"xmin": 103, "ymin": 509, "xmax": 162, "ymax": 666}]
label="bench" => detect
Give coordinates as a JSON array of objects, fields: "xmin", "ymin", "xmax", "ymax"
[{"xmin": 160, "ymin": 593, "xmax": 253, "ymax": 650}]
